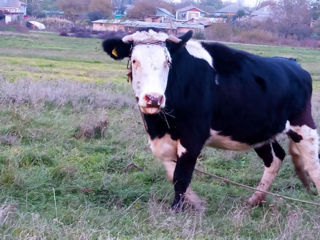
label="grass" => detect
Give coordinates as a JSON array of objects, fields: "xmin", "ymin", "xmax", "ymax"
[{"xmin": 1, "ymin": 31, "xmax": 320, "ymax": 239}]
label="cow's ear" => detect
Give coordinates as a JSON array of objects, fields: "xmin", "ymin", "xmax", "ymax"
[
  {"xmin": 179, "ymin": 30, "xmax": 193, "ymax": 43},
  {"xmin": 166, "ymin": 30, "xmax": 193, "ymax": 53},
  {"xmin": 102, "ymin": 38, "xmax": 132, "ymax": 60}
]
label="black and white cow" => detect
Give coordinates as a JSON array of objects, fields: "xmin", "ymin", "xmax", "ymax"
[{"xmin": 103, "ymin": 29, "xmax": 320, "ymax": 211}]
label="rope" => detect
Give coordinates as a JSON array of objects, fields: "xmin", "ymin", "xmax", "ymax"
[{"xmin": 194, "ymin": 168, "xmax": 320, "ymax": 207}]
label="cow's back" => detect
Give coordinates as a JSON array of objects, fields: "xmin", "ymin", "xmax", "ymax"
[{"xmin": 202, "ymin": 43, "xmax": 312, "ymax": 145}]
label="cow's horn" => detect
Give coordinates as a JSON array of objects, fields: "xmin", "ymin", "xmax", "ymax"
[{"xmin": 167, "ymin": 35, "xmax": 182, "ymax": 43}]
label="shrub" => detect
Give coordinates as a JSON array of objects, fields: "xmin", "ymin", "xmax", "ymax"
[
  {"xmin": 87, "ymin": 11, "xmax": 107, "ymax": 21},
  {"xmin": 39, "ymin": 18, "xmax": 74, "ymax": 32},
  {"xmin": 96, "ymin": 30, "xmax": 127, "ymax": 39},
  {"xmin": 0, "ymin": 22, "xmax": 28, "ymax": 33},
  {"xmin": 312, "ymin": 20, "xmax": 320, "ymax": 38},
  {"xmin": 206, "ymin": 23, "xmax": 233, "ymax": 41},
  {"xmin": 233, "ymin": 29, "xmax": 277, "ymax": 44},
  {"xmin": 59, "ymin": 31, "xmax": 69, "ymax": 37},
  {"xmin": 74, "ymin": 30, "xmax": 92, "ymax": 38}
]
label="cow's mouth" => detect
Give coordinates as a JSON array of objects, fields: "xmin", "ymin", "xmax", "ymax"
[{"xmin": 140, "ymin": 106, "xmax": 161, "ymax": 115}]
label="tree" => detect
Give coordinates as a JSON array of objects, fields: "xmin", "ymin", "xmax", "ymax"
[
  {"xmin": 112, "ymin": 0, "xmax": 134, "ymax": 14},
  {"xmin": 272, "ymin": 0, "xmax": 312, "ymax": 39},
  {"xmin": 126, "ymin": 0, "xmax": 175, "ymax": 19},
  {"xmin": 89, "ymin": 0, "xmax": 113, "ymax": 17},
  {"xmin": 311, "ymin": 0, "xmax": 320, "ymax": 20},
  {"xmin": 199, "ymin": 0, "xmax": 223, "ymax": 10},
  {"xmin": 57, "ymin": 0, "xmax": 90, "ymax": 20},
  {"xmin": 26, "ymin": 0, "xmax": 58, "ymax": 17}
]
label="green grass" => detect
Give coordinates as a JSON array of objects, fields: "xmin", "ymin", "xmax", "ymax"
[{"xmin": 1, "ymin": 31, "xmax": 320, "ymax": 239}]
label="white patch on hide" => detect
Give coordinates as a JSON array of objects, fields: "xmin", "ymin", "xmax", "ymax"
[
  {"xmin": 289, "ymin": 124, "xmax": 320, "ymax": 194},
  {"xmin": 247, "ymin": 146, "xmax": 282, "ymax": 205},
  {"xmin": 177, "ymin": 140, "xmax": 187, "ymax": 157},
  {"xmin": 206, "ymin": 129, "xmax": 250, "ymax": 151},
  {"xmin": 186, "ymin": 41, "xmax": 213, "ymax": 68}
]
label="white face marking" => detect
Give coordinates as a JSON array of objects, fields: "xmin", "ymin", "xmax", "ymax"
[
  {"xmin": 130, "ymin": 44, "xmax": 171, "ymax": 114},
  {"xmin": 186, "ymin": 40, "xmax": 213, "ymax": 68},
  {"xmin": 206, "ymin": 129, "xmax": 250, "ymax": 151},
  {"xmin": 122, "ymin": 30, "xmax": 172, "ymax": 115}
]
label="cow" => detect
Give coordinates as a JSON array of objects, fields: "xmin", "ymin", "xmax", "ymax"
[{"xmin": 102, "ymin": 29, "xmax": 320, "ymax": 211}]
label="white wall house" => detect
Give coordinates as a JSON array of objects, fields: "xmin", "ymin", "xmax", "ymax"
[
  {"xmin": 176, "ymin": 6, "xmax": 207, "ymax": 21},
  {"xmin": 0, "ymin": 0, "xmax": 27, "ymax": 24}
]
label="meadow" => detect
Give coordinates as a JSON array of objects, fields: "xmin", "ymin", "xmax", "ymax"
[{"xmin": 1, "ymin": 31, "xmax": 320, "ymax": 239}]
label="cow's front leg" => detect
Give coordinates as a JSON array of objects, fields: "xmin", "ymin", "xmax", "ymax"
[
  {"xmin": 149, "ymin": 134, "xmax": 204, "ymax": 211},
  {"xmin": 172, "ymin": 143, "xmax": 201, "ymax": 211}
]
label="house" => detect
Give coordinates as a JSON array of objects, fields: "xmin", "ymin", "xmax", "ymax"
[
  {"xmin": 176, "ymin": 5, "xmax": 207, "ymax": 21},
  {"xmin": 92, "ymin": 19, "xmax": 204, "ymax": 36},
  {"xmin": 214, "ymin": 3, "xmax": 247, "ymax": 18},
  {"xmin": 144, "ymin": 8, "xmax": 175, "ymax": 23},
  {"xmin": 250, "ymin": 5, "xmax": 274, "ymax": 22},
  {"xmin": 0, "ymin": 0, "xmax": 26, "ymax": 24}
]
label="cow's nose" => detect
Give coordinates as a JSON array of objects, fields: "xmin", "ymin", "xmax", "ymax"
[{"xmin": 144, "ymin": 93, "xmax": 164, "ymax": 108}]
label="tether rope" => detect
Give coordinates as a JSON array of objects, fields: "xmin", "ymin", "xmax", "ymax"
[{"xmin": 194, "ymin": 168, "xmax": 320, "ymax": 207}]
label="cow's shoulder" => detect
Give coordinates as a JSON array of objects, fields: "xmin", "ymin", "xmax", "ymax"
[{"xmin": 201, "ymin": 42, "xmax": 254, "ymax": 75}]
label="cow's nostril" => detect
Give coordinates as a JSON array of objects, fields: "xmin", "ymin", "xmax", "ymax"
[{"xmin": 144, "ymin": 94, "xmax": 164, "ymax": 107}]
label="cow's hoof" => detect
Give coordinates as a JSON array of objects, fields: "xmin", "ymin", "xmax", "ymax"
[
  {"xmin": 171, "ymin": 201, "xmax": 185, "ymax": 213},
  {"xmin": 246, "ymin": 194, "xmax": 266, "ymax": 206},
  {"xmin": 185, "ymin": 188, "xmax": 206, "ymax": 213}
]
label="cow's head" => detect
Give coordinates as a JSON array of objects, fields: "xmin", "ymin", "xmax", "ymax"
[{"xmin": 103, "ymin": 29, "xmax": 192, "ymax": 114}]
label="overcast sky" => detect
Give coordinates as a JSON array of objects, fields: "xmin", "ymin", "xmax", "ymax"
[{"xmin": 221, "ymin": 0, "xmax": 259, "ymax": 7}]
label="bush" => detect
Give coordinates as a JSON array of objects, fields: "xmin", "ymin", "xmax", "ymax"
[
  {"xmin": 0, "ymin": 22, "xmax": 28, "ymax": 33},
  {"xmin": 87, "ymin": 11, "xmax": 107, "ymax": 21},
  {"xmin": 193, "ymin": 31, "xmax": 205, "ymax": 40},
  {"xmin": 59, "ymin": 31, "xmax": 69, "ymax": 37},
  {"xmin": 96, "ymin": 30, "xmax": 127, "ymax": 39},
  {"xmin": 233, "ymin": 29, "xmax": 277, "ymax": 44},
  {"xmin": 206, "ymin": 23, "xmax": 233, "ymax": 41},
  {"xmin": 312, "ymin": 20, "xmax": 320, "ymax": 38},
  {"xmin": 39, "ymin": 17, "xmax": 74, "ymax": 32},
  {"xmin": 74, "ymin": 30, "xmax": 92, "ymax": 38}
]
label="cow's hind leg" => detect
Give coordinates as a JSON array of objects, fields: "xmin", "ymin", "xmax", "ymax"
[
  {"xmin": 287, "ymin": 99, "xmax": 320, "ymax": 195},
  {"xmin": 149, "ymin": 134, "xmax": 205, "ymax": 211},
  {"xmin": 288, "ymin": 125, "xmax": 320, "ymax": 194},
  {"xmin": 247, "ymin": 141, "xmax": 285, "ymax": 205}
]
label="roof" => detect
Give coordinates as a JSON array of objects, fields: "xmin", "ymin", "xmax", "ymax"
[
  {"xmin": 0, "ymin": 0, "xmax": 26, "ymax": 8},
  {"xmin": 216, "ymin": 3, "xmax": 245, "ymax": 13},
  {"xmin": 251, "ymin": 5, "xmax": 273, "ymax": 17},
  {"xmin": 92, "ymin": 19, "xmax": 204, "ymax": 30},
  {"xmin": 157, "ymin": 8, "xmax": 174, "ymax": 18},
  {"xmin": 176, "ymin": 5, "xmax": 206, "ymax": 14}
]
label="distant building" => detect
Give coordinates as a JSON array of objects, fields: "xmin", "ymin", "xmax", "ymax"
[
  {"xmin": 250, "ymin": 5, "xmax": 273, "ymax": 22},
  {"xmin": 0, "ymin": 0, "xmax": 26, "ymax": 24},
  {"xmin": 92, "ymin": 19, "xmax": 205, "ymax": 36},
  {"xmin": 176, "ymin": 5, "xmax": 207, "ymax": 21},
  {"xmin": 214, "ymin": 3, "xmax": 247, "ymax": 18},
  {"xmin": 144, "ymin": 8, "xmax": 175, "ymax": 23}
]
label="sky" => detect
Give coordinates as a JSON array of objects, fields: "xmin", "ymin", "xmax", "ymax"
[
  {"xmin": 171, "ymin": 0, "xmax": 260, "ymax": 8},
  {"xmin": 221, "ymin": 0, "xmax": 259, "ymax": 7}
]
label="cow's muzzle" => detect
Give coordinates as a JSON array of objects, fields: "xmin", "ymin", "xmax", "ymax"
[{"xmin": 140, "ymin": 93, "xmax": 164, "ymax": 114}]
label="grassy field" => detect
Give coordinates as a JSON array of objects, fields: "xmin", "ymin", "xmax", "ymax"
[{"xmin": 1, "ymin": 31, "xmax": 320, "ymax": 239}]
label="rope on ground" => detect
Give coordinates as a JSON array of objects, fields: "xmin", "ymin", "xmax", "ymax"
[{"xmin": 194, "ymin": 168, "xmax": 320, "ymax": 207}]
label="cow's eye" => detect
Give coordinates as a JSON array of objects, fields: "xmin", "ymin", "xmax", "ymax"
[{"xmin": 132, "ymin": 59, "xmax": 136, "ymax": 64}]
